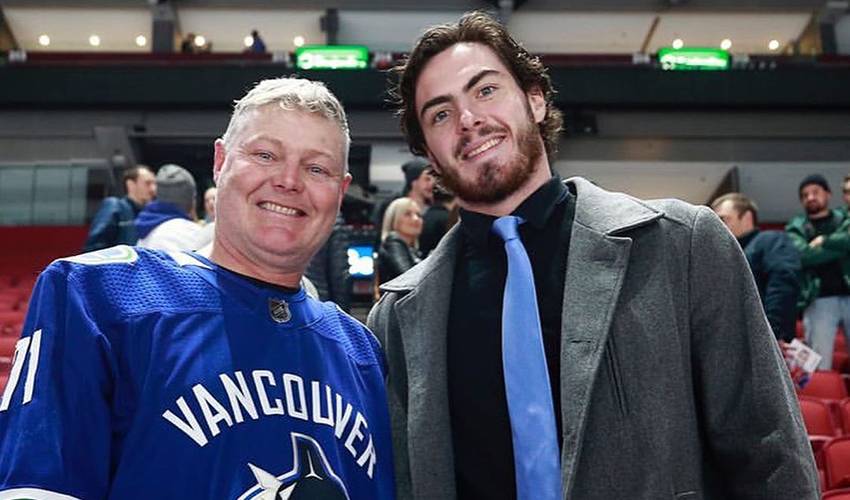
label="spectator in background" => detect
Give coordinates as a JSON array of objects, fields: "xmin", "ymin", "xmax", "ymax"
[
  {"xmin": 377, "ymin": 197, "xmax": 422, "ymax": 286},
  {"xmin": 248, "ymin": 29, "xmax": 266, "ymax": 54},
  {"xmin": 711, "ymin": 193, "xmax": 800, "ymax": 341},
  {"xmin": 370, "ymin": 158, "xmax": 434, "ymax": 243},
  {"xmin": 304, "ymin": 213, "xmax": 352, "ymax": 312},
  {"xmin": 419, "ymin": 186, "xmax": 457, "ymax": 257},
  {"xmin": 83, "ymin": 165, "xmax": 156, "ymax": 252},
  {"xmin": 180, "ymin": 33, "xmax": 198, "ymax": 54},
  {"xmin": 203, "ymin": 186, "xmax": 217, "ymax": 223},
  {"xmin": 135, "ymin": 164, "xmax": 211, "ymax": 252},
  {"xmin": 842, "ymin": 173, "xmax": 850, "ymax": 215},
  {"xmin": 787, "ymin": 174, "xmax": 850, "ymax": 369}
]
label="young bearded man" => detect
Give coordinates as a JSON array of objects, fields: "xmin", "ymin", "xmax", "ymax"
[
  {"xmin": 0, "ymin": 78, "xmax": 395, "ymax": 500},
  {"xmin": 368, "ymin": 11, "xmax": 817, "ymax": 500}
]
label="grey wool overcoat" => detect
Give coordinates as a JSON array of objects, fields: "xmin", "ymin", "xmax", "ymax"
[{"xmin": 367, "ymin": 177, "xmax": 819, "ymax": 500}]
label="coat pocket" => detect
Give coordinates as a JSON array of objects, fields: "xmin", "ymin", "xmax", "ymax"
[{"xmin": 604, "ymin": 337, "xmax": 628, "ymax": 416}]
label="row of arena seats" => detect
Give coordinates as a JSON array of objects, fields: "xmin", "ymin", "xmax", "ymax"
[
  {"xmin": 0, "ymin": 272, "xmax": 37, "ymax": 391},
  {"xmin": 796, "ymin": 368, "xmax": 850, "ymax": 495}
]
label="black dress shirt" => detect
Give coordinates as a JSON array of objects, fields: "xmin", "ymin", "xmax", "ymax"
[{"xmin": 447, "ymin": 175, "xmax": 575, "ymax": 500}]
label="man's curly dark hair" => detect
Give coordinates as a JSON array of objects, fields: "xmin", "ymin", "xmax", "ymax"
[{"xmin": 389, "ymin": 10, "xmax": 563, "ymax": 160}]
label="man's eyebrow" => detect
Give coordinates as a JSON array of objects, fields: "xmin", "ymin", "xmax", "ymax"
[
  {"xmin": 418, "ymin": 69, "xmax": 502, "ymax": 121},
  {"xmin": 463, "ymin": 69, "xmax": 500, "ymax": 93},
  {"xmin": 419, "ymin": 95, "xmax": 451, "ymax": 121}
]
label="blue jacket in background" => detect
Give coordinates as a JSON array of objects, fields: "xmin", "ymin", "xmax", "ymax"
[
  {"xmin": 738, "ymin": 229, "xmax": 801, "ymax": 341},
  {"xmin": 134, "ymin": 201, "xmax": 189, "ymax": 240},
  {"xmin": 83, "ymin": 196, "xmax": 141, "ymax": 252}
]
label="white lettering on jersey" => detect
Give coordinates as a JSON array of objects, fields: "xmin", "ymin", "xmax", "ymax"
[
  {"xmin": 253, "ymin": 370, "xmax": 284, "ymax": 416},
  {"xmin": 220, "ymin": 371, "xmax": 259, "ymax": 423},
  {"xmin": 0, "ymin": 329, "xmax": 42, "ymax": 412},
  {"xmin": 312, "ymin": 381, "xmax": 334, "ymax": 427},
  {"xmin": 357, "ymin": 434, "xmax": 378, "ymax": 478},
  {"xmin": 161, "ymin": 370, "xmax": 378, "ymax": 478},
  {"xmin": 161, "ymin": 396, "xmax": 208, "ymax": 447},
  {"xmin": 193, "ymin": 383, "xmax": 234, "ymax": 437},
  {"xmin": 334, "ymin": 393, "xmax": 353, "ymax": 439},
  {"xmin": 282, "ymin": 373, "xmax": 307, "ymax": 421},
  {"xmin": 344, "ymin": 411, "xmax": 367, "ymax": 459}
]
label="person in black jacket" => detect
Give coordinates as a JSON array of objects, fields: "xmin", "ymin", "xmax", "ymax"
[
  {"xmin": 712, "ymin": 192, "xmax": 801, "ymax": 341},
  {"xmin": 377, "ymin": 197, "xmax": 423, "ymax": 285},
  {"xmin": 304, "ymin": 214, "xmax": 351, "ymax": 312}
]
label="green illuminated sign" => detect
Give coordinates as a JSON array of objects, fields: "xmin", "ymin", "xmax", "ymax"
[
  {"xmin": 295, "ymin": 45, "xmax": 369, "ymax": 70},
  {"xmin": 658, "ymin": 47, "xmax": 730, "ymax": 71}
]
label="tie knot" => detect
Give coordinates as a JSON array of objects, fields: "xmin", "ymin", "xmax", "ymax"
[{"xmin": 492, "ymin": 215, "xmax": 523, "ymax": 242}]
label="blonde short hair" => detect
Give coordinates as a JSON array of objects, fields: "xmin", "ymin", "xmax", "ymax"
[{"xmin": 222, "ymin": 77, "xmax": 350, "ymax": 170}]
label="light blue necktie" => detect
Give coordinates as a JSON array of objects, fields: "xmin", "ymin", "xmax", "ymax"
[{"xmin": 492, "ymin": 215, "xmax": 561, "ymax": 500}]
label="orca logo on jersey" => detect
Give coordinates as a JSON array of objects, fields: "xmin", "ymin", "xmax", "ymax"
[
  {"xmin": 269, "ymin": 298, "xmax": 292, "ymax": 324},
  {"xmin": 240, "ymin": 433, "xmax": 350, "ymax": 500}
]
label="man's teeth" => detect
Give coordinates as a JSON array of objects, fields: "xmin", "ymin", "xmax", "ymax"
[
  {"xmin": 259, "ymin": 202, "xmax": 302, "ymax": 216},
  {"xmin": 466, "ymin": 137, "xmax": 502, "ymax": 159}
]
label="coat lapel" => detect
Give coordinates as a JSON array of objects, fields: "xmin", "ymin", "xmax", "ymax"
[
  {"xmin": 381, "ymin": 226, "xmax": 461, "ymax": 499},
  {"xmin": 559, "ymin": 178, "xmax": 662, "ymax": 497}
]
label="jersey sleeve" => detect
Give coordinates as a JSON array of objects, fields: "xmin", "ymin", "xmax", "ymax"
[{"xmin": 0, "ymin": 264, "xmax": 115, "ymax": 500}]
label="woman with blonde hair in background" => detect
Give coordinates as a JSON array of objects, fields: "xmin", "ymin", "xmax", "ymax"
[{"xmin": 377, "ymin": 196, "xmax": 423, "ymax": 286}]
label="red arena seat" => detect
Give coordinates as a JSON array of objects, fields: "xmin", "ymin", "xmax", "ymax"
[
  {"xmin": 824, "ymin": 488, "xmax": 850, "ymax": 499},
  {"xmin": 799, "ymin": 371, "xmax": 849, "ymax": 401},
  {"xmin": 801, "ymin": 396, "xmax": 841, "ymax": 437},
  {"xmin": 824, "ymin": 436, "xmax": 850, "ymax": 490}
]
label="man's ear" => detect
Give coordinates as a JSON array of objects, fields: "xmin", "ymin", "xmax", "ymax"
[
  {"xmin": 526, "ymin": 86, "xmax": 546, "ymax": 124},
  {"xmin": 743, "ymin": 209, "xmax": 756, "ymax": 229},
  {"xmin": 339, "ymin": 173, "xmax": 353, "ymax": 208},
  {"xmin": 213, "ymin": 139, "xmax": 226, "ymax": 184}
]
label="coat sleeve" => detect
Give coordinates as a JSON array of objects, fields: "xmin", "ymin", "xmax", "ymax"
[
  {"xmin": 821, "ymin": 217, "xmax": 850, "ymax": 254},
  {"xmin": 760, "ymin": 232, "xmax": 802, "ymax": 342},
  {"xmin": 690, "ymin": 208, "xmax": 819, "ymax": 499},
  {"xmin": 0, "ymin": 264, "xmax": 115, "ymax": 499},
  {"xmin": 785, "ymin": 220, "xmax": 845, "ymax": 269},
  {"xmin": 367, "ymin": 293, "xmax": 413, "ymax": 500},
  {"xmin": 83, "ymin": 197, "xmax": 121, "ymax": 252}
]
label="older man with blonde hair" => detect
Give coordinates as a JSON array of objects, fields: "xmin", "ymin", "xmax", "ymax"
[{"xmin": 0, "ymin": 77, "xmax": 395, "ymax": 499}]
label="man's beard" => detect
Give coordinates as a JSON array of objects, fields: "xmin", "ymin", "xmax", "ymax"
[
  {"xmin": 805, "ymin": 201, "xmax": 826, "ymax": 215},
  {"xmin": 431, "ymin": 111, "xmax": 544, "ymax": 205}
]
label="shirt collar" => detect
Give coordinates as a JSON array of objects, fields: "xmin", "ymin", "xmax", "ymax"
[
  {"xmin": 737, "ymin": 228, "xmax": 759, "ymax": 248},
  {"xmin": 460, "ymin": 174, "xmax": 567, "ymax": 250}
]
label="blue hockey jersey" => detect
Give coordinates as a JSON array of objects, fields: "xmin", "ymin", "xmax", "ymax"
[{"xmin": 0, "ymin": 246, "xmax": 395, "ymax": 500}]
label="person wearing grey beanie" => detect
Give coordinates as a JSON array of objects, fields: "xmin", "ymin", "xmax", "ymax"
[{"xmin": 135, "ymin": 164, "xmax": 212, "ymax": 251}]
